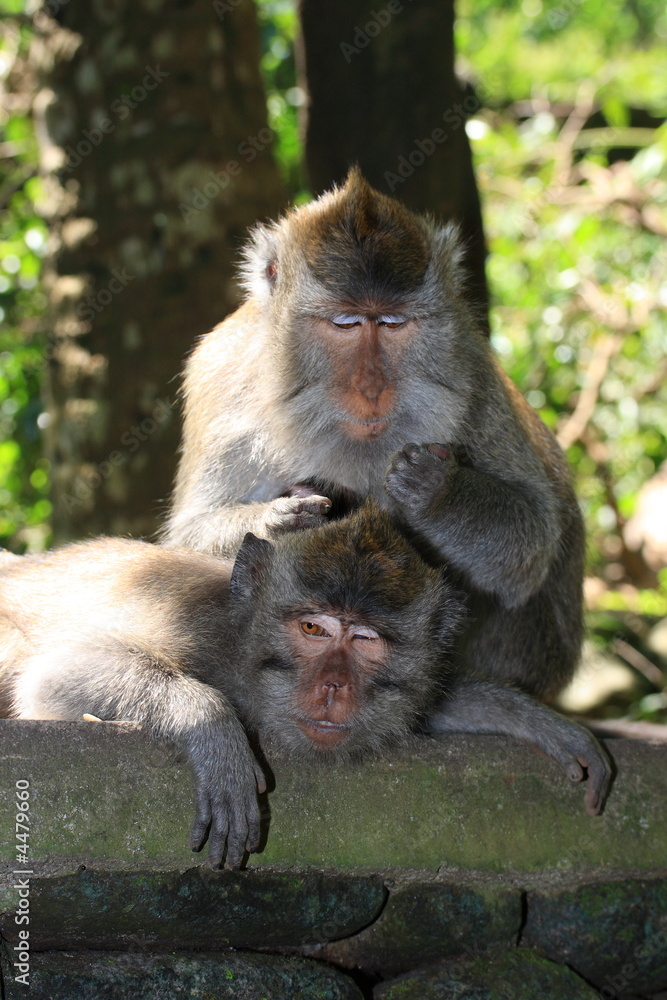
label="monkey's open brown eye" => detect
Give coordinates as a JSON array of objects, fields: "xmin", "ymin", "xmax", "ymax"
[{"xmin": 301, "ymin": 621, "xmax": 327, "ymax": 636}]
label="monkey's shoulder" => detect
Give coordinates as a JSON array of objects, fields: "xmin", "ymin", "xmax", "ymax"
[
  {"xmin": 193, "ymin": 299, "xmax": 266, "ymax": 361},
  {"xmin": 496, "ymin": 366, "xmax": 573, "ymax": 482}
]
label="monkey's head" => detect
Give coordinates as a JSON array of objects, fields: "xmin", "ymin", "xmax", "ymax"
[
  {"xmin": 229, "ymin": 500, "xmax": 464, "ymax": 760},
  {"xmin": 240, "ymin": 168, "xmax": 477, "ymax": 477}
]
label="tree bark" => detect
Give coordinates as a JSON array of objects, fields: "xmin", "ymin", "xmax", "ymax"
[
  {"xmin": 31, "ymin": 0, "xmax": 285, "ymax": 542},
  {"xmin": 298, "ymin": 0, "xmax": 488, "ymax": 324}
]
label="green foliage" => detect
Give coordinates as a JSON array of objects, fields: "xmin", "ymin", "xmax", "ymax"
[
  {"xmin": 255, "ymin": 0, "xmax": 303, "ymax": 196},
  {"xmin": 456, "ymin": 0, "xmax": 667, "ymax": 114},
  {"xmin": 457, "ymin": 4, "xmax": 667, "ymax": 585},
  {"xmin": 0, "ymin": 18, "xmax": 51, "ymax": 551},
  {"xmin": 456, "ymin": 0, "xmax": 667, "ymax": 719}
]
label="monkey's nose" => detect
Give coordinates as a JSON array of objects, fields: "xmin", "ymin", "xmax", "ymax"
[
  {"xmin": 322, "ymin": 681, "xmax": 340, "ymax": 705},
  {"xmin": 320, "ymin": 680, "xmax": 350, "ymax": 708}
]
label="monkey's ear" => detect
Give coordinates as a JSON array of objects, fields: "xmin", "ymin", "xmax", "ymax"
[
  {"xmin": 230, "ymin": 533, "xmax": 274, "ymax": 599},
  {"xmin": 240, "ymin": 222, "xmax": 280, "ymax": 303},
  {"xmin": 431, "ymin": 222, "xmax": 466, "ymax": 274}
]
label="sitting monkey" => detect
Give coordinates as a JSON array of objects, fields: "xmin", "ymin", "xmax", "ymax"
[{"xmin": 161, "ymin": 170, "xmax": 612, "ymax": 822}]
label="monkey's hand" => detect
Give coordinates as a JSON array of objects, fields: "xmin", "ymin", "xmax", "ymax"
[
  {"xmin": 535, "ymin": 720, "xmax": 613, "ymax": 817},
  {"xmin": 385, "ymin": 443, "xmax": 456, "ymax": 520},
  {"xmin": 188, "ymin": 728, "xmax": 267, "ymax": 870},
  {"xmin": 261, "ymin": 494, "xmax": 332, "ymax": 537},
  {"xmin": 428, "ymin": 683, "xmax": 613, "ymax": 816}
]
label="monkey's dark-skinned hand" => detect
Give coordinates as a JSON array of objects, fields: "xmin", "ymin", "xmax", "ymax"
[
  {"xmin": 385, "ymin": 443, "xmax": 456, "ymax": 520},
  {"xmin": 539, "ymin": 721, "xmax": 613, "ymax": 816},
  {"xmin": 261, "ymin": 494, "xmax": 332, "ymax": 537},
  {"xmin": 188, "ymin": 733, "xmax": 267, "ymax": 870}
]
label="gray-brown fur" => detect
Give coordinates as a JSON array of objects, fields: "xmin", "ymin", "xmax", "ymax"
[
  {"xmin": 0, "ymin": 501, "xmax": 463, "ymax": 867},
  {"xmin": 163, "ymin": 170, "xmax": 611, "ymax": 813}
]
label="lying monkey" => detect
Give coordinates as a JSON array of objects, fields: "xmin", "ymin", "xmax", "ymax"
[
  {"xmin": 0, "ymin": 500, "xmax": 610, "ymax": 869},
  {"xmin": 0, "ymin": 502, "xmax": 463, "ymax": 868}
]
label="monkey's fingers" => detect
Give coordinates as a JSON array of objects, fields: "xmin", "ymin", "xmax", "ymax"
[
  {"xmin": 265, "ymin": 495, "xmax": 332, "ymax": 535},
  {"xmin": 254, "ymin": 762, "xmax": 268, "ymax": 795},
  {"xmin": 189, "ymin": 790, "xmax": 213, "ymax": 855},
  {"xmin": 297, "ymin": 495, "xmax": 332, "ymax": 513},
  {"xmin": 550, "ymin": 744, "xmax": 612, "ymax": 816},
  {"xmin": 209, "ymin": 786, "xmax": 263, "ymax": 869},
  {"xmin": 244, "ymin": 814, "xmax": 262, "ymax": 857},
  {"xmin": 393, "ymin": 442, "xmax": 421, "ymax": 465},
  {"xmin": 385, "ymin": 442, "xmax": 453, "ymax": 512},
  {"xmin": 427, "ymin": 443, "xmax": 451, "ymax": 461},
  {"xmin": 580, "ymin": 751, "xmax": 613, "ymax": 816},
  {"xmin": 398, "ymin": 442, "xmax": 450, "ymax": 464},
  {"xmin": 207, "ymin": 808, "xmax": 231, "ymax": 871},
  {"xmin": 221, "ymin": 798, "xmax": 261, "ymax": 870}
]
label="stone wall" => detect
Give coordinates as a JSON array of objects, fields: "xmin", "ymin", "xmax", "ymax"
[{"xmin": 1, "ymin": 721, "xmax": 666, "ymax": 998}]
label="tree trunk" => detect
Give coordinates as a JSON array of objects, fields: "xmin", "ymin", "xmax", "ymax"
[
  {"xmin": 31, "ymin": 0, "xmax": 285, "ymax": 542},
  {"xmin": 297, "ymin": 0, "xmax": 488, "ymax": 323}
]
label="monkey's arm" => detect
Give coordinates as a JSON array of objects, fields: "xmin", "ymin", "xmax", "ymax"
[
  {"xmin": 164, "ymin": 495, "xmax": 331, "ymax": 556},
  {"xmin": 427, "ymin": 681, "xmax": 612, "ymax": 815},
  {"xmin": 385, "ymin": 443, "xmax": 568, "ymax": 608},
  {"xmin": 13, "ymin": 642, "xmax": 266, "ymax": 869}
]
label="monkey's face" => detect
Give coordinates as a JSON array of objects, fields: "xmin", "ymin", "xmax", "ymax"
[
  {"xmin": 229, "ymin": 500, "xmax": 465, "ymax": 760},
  {"xmin": 284, "ymin": 611, "xmax": 392, "ymax": 750},
  {"xmin": 247, "ymin": 606, "xmax": 441, "ymax": 760},
  {"xmin": 241, "ymin": 169, "xmax": 470, "ymax": 464},
  {"xmin": 306, "ymin": 312, "xmax": 415, "ymax": 442}
]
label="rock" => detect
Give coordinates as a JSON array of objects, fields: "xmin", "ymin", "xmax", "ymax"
[
  {"xmin": 2, "ymin": 721, "xmax": 666, "ymax": 877},
  {"xmin": 310, "ymin": 881, "xmax": 520, "ymax": 977},
  {"xmin": 523, "ymin": 877, "xmax": 667, "ymax": 995},
  {"xmin": 0, "ymin": 949, "xmax": 364, "ymax": 1000},
  {"xmin": 373, "ymin": 949, "xmax": 599, "ymax": 999},
  {"xmin": 0, "ymin": 867, "xmax": 385, "ymax": 951}
]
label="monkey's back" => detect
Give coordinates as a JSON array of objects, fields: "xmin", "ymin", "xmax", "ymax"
[{"xmin": 0, "ymin": 539, "xmax": 234, "ymax": 710}]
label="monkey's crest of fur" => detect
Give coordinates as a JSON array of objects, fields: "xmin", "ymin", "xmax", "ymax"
[
  {"xmin": 240, "ymin": 167, "xmax": 464, "ymax": 307},
  {"xmin": 267, "ymin": 500, "xmax": 450, "ymax": 632}
]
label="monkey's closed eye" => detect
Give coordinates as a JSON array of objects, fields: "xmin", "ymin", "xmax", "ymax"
[
  {"xmin": 378, "ymin": 315, "xmax": 406, "ymax": 329},
  {"xmin": 331, "ymin": 314, "xmax": 364, "ymax": 329},
  {"xmin": 301, "ymin": 621, "xmax": 330, "ymax": 637},
  {"xmin": 352, "ymin": 626, "xmax": 381, "ymax": 641}
]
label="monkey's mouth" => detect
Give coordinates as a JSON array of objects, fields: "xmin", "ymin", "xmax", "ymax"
[
  {"xmin": 296, "ymin": 716, "xmax": 352, "ymax": 746},
  {"xmin": 341, "ymin": 417, "xmax": 389, "ymax": 440}
]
